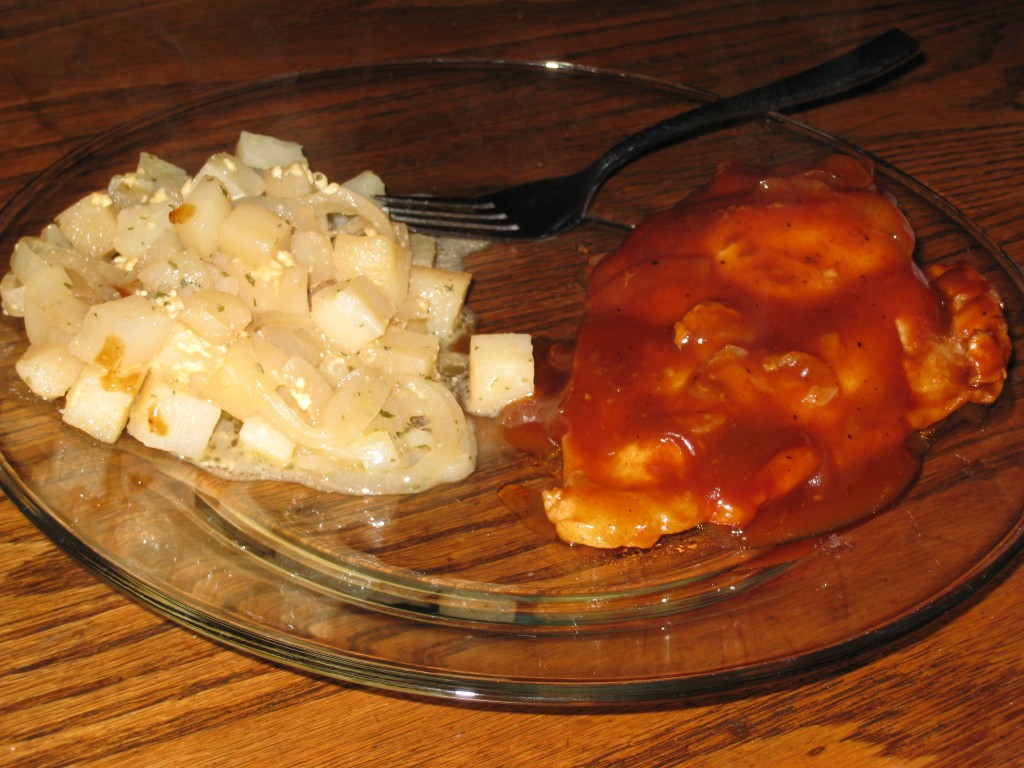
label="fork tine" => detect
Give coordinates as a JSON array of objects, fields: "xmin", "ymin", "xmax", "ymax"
[
  {"xmin": 376, "ymin": 194, "xmax": 495, "ymax": 212},
  {"xmin": 377, "ymin": 196, "xmax": 505, "ymax": 220},
  {"xmin": 376, "ymin": 194, "xmax": 521, "ymax": 234},
  {"xmin": 386, "ymin": 213, "xmax": 521, "ymax": 235}
]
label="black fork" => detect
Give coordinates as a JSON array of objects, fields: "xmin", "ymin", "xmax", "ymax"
[{"xmin": 376, "ymin": 29, "xmax": 920, "ymax": 240}]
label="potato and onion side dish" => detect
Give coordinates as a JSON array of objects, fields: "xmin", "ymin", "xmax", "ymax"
[{"xmin": 1, "ymin": 132, "xmax": 534, "ymax": 495}]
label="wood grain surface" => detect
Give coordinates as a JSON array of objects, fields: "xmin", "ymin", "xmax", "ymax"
[{"xmin": 2, "ymin": 1, "xmax": 1022, "ymax": 766}]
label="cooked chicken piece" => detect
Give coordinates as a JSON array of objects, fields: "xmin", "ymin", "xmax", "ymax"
[{"xmin": 542, "ymin": 155, "xmax": 1010, "ymax": 549}]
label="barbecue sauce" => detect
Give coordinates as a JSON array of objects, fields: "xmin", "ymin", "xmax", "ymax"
[{"xmin": 509, "ymin": 155, "xmax": 1010, "ymax": 549}]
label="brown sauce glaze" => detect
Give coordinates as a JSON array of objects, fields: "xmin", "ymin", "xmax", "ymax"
[{"xmin": 516, "ymin": 155, "xmax": 1010, "ymax": 550}]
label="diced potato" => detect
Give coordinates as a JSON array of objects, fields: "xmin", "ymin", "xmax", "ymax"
[
  {"xmin": 136, "ymin": 242, "xmax": 213, "ymax": 295},
  {"xmin": 333, "ymin": 232, "xmax": 411, "ymax": 305},
  {"xmin": 357, "ymin": 327, "xmax": 440, "ymax": 378},
  {"xmin": 190, "ymin": 152, "xmax": 265, "ymax": 200},
  {"xmin": 409, "ymin": 233, "xmax": 436, "ymax": 267},
  {"xmin": 56, "ymin": 192, "xmax": 118, "ymax": 258},
  {"xmin": 0, "ymin": 272, "xmax": 24, "ymax": 317},
  {"xmin": 10, "ymin": 238, "xmax": 49, "ymax": 283},
  {"xmin": 341, "ymin": 170, "xmax": 385, "ymax": 199},
  {"xmin": 252, "ymin": 263, "xmax": 309, "ymax": 316},
  {"xmin": 62, "ymin": 363, "xmax": 138, "ymax": 443},
  {"xmin": 254, "ymin": 322, "xmax": 323, "ymax": 367},
  {"xmin": 15, "ymin": 342, "xmax": 86, "ymax": 400},
  {"xmin": 466, "ymin": 333, "xmax": 535, "ymax": 416},
  {"xmin": 114, "ymin": 200, "xmax": 177, "ymax": 260},
  {"xmin": 218, "ymin": 202, "xmax": 291, "ymax": 269},
  {"xmin": 235, "ymin": 131, "xmax": 307, "ymax": 170},
  {"xmin": 290, "ymin": 229, "xmax": 335, "ymax": 287},
  {"xmin": 127, "ymin": 376, "xmax": 221, "ymax": 459},
  {"xmin": 238, "ymin": 414, "xmax": 296, "ymax": 465},
  {"xmin": 171, "ymin": 176, "xmax": 233, "ymax": 258},
  {"xmin": 269, "ymin": 265, "xmax": 312, "ymax": 318},
  {"xmin": 149, "ymin": 321, "xmax": 228, "ymax": 394},
  {"xmin": 107, "ymin": 172, "xmax": 157, "ymax": 211},
  {"xmin": 177, "ymin": 290, "xmax": 251, "ymax": 344},
  {"xmin": 200, "ymin": 338, "xmax": 268, "ymax": 421},
  {"xmin": 22, "ymin": 263, "xmax": 89, "ymax": 346},
  {"xmin": 399, "ymin": 265, "xmax": 471, "ymax": 336},
  {"xmin": 10, "ymin": 236, "xmax": 127, "ymax": 303},
  {"xmin": 108, "ymin": 153, "xmax": 189, "ymax": 209},
  {"xmin": 348, "ymin": 429, "xmax": 400, "ymax": 469},
  {"xmin": 262, "ymin": 163, "xmax": 316, "ymax": 199},
  {"xmin": 68, "ymin": 294, "xmax": 174, "ymax": 372},
  {"xmin": 239, "ymin": 197, "xmax": 316, "ymax": 233},
  {"xmin": 137, "ymin": 153, "xmax": 189, "ymax": 198},
  {"xmin": 310, "ymin": 276, "xmax": 396, "ymax": 355},
  {"xmin": 38, "ymin": 223, "xmax": 74, "ymax": 249}
]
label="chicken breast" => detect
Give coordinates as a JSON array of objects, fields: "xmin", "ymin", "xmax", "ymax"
[{"xmin": 542, "ymin": 155, "xmax": 1010, "ymax": 549}]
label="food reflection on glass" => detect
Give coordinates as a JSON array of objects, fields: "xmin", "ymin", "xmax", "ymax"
[
  {"xmin": 525, "ymin": 155, "xmax": 1011, "ymax": 549},
  {"xmin": 0, "ymin": 137, "xmax": 1010, "ymax": 554}
]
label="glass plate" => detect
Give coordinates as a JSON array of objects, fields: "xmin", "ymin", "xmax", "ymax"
[{"xmin": 1, "ymin": 60, "xmax": 1022, "ymax": 705}]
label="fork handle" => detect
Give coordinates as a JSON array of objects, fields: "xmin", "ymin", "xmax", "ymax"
[{"xmin": 584, "ymin": 29, "xmax": 920, "ymax": 184}]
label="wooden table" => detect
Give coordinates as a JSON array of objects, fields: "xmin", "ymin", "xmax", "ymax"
[{"xmin": 2, "ymin": 2, "xmax": 1021, "ymax": 765}]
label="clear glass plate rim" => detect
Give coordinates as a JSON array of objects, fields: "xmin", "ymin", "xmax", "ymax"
[
  {"xmin": 0, "ymin": 58, "xmax": 1021, "ymax": 704},
  {"xmin": 7, "ymin": 460, "xmax": 1024, "ymax": 704}
]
